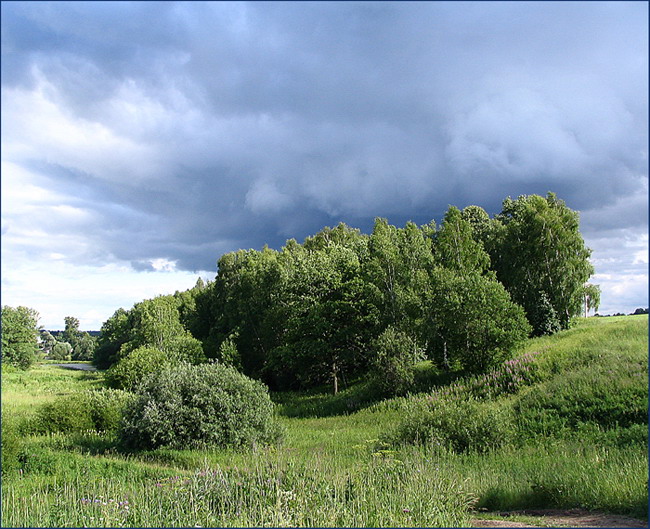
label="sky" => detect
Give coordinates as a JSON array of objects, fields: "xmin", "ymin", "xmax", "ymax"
[{"xmin": 2, "ymin": 1, "xmax": 648, "ymax": 330}]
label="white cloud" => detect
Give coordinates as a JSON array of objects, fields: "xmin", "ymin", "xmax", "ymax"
[{"xmin": 1, "ymin": 258, "xmax": 212, "ymax": 330}]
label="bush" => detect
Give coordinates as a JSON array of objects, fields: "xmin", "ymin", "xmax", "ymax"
[
  {"xmin": 105, "ymin": 346, "xmax": 174, "ymax": 391},
  {"xmin": 120, "ymin": 362, "xmax": 280, "ymax": 450},
  {"xmin": 84, "ymin": 388, "xmax": 136, "ymax": 432},
  {"xmin": 386, "ymin": 397, "xmax": 514, "ymax": 453},
  {"xmin": 370, "ymin": 327, "xmax": 424, "ymax": 396},
  {"xmin": 33, "ymin": 389, "xmax": 134, "ymax": 435},
  {"xmin": 35, "ymin": 395, "xmax": 94, "ymax": 434},
  {"xmin": 165, "ymin": 334, "xmax": 206, "ymax": 364}
]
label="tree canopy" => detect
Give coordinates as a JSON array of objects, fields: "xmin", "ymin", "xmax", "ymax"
[
  {"xmin": 2, "ymin": 306, "xmax": 40, "ymax": 369},
  {"xmin": 92, "ymin": 193, "xmax": 597, "ymax": 394}
]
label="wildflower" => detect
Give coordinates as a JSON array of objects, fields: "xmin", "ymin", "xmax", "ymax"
[{"xmin": 403, "ymin": 508, "xmax": 411, "ymax": 513}]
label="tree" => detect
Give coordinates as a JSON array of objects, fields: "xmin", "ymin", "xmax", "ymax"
[
  {"xmin": 370, "ymin": 326, "xmax": 425, "ymax": 396},
  {"xmin": 268, "ymin": 243, "xmax": 379, "ymax": 393},
  {"xmin": 39, "ymin": 330, "xmax": 57, "ymax": 355},
  {"xmin": 94, "ymin": 308, "xmax": 131, "ymax": 369},
  {"xmin": 62, "ymin": 316, "xmax": 82, "ymax": 350},
  {"xmin": 127, "ymin": 296, "xmax": 187, "ymax": 353},
  {"xmin": 50, "ymin": 341, "xmax": 73, "ymax": 361},
  {"xmin": 1, "ymin": 306, "xmax": 40, "ymax": 369},
  {"xmin": 433, "ymin": 206, "xmax": 489, "ymax": 274},
  {"xmin": 460, "ymin": 205, "xmax": 492, "ymax": 245},
  {"xmin": 489, "ymin": 193, "xmax": 594, "ymax": 334},
  {"xmin": 73, "ymin": 333, "xmax": 97, "ymax": 360},
  {"xmin": 424, "ymin": 268, "xmax": 531, "ymax": 372},
  {"xmin": 365, "ymin": 218, "xmax": 433, "ymax": 334},
  {"xmin": 582, "ymin": 283, "xmax": 601, "ymax": 317}
]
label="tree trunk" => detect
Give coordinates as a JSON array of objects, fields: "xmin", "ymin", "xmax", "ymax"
[{"xmin": 332, "ymin": 362, "xmax": 338, "ymax": 395}]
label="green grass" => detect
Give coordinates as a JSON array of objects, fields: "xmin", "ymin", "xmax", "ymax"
[{"xmin": 2, "ymin": 315, "xmax": 648, "ymax": 526}]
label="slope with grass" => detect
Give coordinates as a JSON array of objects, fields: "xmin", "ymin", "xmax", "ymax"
[{"xmin": 2, "ymin": 315, "xmax": 647, "ymax": 527}]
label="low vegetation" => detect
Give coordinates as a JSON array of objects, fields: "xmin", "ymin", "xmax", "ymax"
[
  {"xmin": 1, "ymin": 195, "xmax": 645, "ymax": 526},
  {"xmin": 1, "ymin": 315, "xmax": 647, "ymax": 527}
]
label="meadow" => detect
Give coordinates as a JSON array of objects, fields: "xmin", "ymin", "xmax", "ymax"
[{"xmin": 2, "ymin": 315, "xmax": 647, "ymax": 527}]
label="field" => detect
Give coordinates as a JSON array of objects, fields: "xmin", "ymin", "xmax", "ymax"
[{"xmin": 2, "ymin": 315, "xmax": 647, "ymax": 527}]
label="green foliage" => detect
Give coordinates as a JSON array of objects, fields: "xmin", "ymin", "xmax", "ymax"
[
  {"xmin": 525, "ymin": 290, "xmax": 561, "ymax": 336},
  {"xmin": 268, "ymin": 243, "xmax": 379, "ymax": 393},
  {"xmin": 583, "ymin": 283, "xmax": 602, "ymax": 316},
  {"xmin": 370, "ymin": 326, "xmax": 424, "ymax": 396},
  {"xmin": 434, "ymin": 205, "xmax": 490, "ymax": 273},
  {"xmin": 164, "ymin": 333, "xmax": 206, "ymax": 364},
  {"xmin": 120, "ymin": 362, "xmax": 280, "ymax": 450},
  {"xmin": 50, "ymin": 341, "xmax": 73, "ymax": 361},
  {"xmin": 1, "ymin": 317, "xmax": 648, "ymax": 526},
  {"xmin": 32, "ymin": 388, "xmax": 134, "ymax": 435},
  {"xmin": 490, "ymin": 193, "xmax": 594, "ymax": 333},
  {"xmin": 217, "ymin": 335, "xmax": 242, "ymax": 369},
  {"xmin": 73, "ymin": 333, "xmax": 97, "ymax": 361},
  {"xmin": 39, "ymin": 329, "xmax": 57, "ymax": 355},
  {"xmin": 365, "ymin": 218, "xmax": 433, "ymax": 334},
  {"xmin": 34, "ymin": 395, "xmax": 95, "ymax": 434},
  {"xmin": 387, "ymin": 397, "xmax": 515, "ymax": 453},
  {"xmin": 94, "ymin": 308, "xmax": 131, "ymax": 369},
  {"xmin": 1, "ymin": 305, "xmax": 40, "ymax": 369},
  {"xmin": 84, "ymin": 388, "xmax": 136, "ymax": 432},
  {"xmin": 95, "ymin": 297, "xmax": 206, "ymax": 371},
  {"xmin": 128, "ymin": 296, "xmax": 187, "ymax": 352},
  {"xmin": 105, "ymin": 346, "xmax": 173, "ymax": 391},
  {"xmin": 425, "ymin": 268, "xmax": 531, "ymax": 372}
]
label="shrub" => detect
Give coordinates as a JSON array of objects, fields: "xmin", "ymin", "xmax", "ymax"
[
  {"xmin": 120, "ymin": 362, "xmax": 280, "ymax": 450},
  {"xmin": 33, "ymin": 389, "xmax": 134, "ymax": 435},
  {"xmin": 371, "ymin": 327, "xmax": 425, "ymax": 396},
  {"xmin": 35, "ymin": 395, "xmax": 95, "ymax": 434},
  {"xmin": 387, "ymin": 397, "xmax": 514, "ymax": 453},
  {"xmin": 105, "ymin": 346, "xmax": 173, "ymax": 391},
  {"xmin": 84, "ymin": 388, "xmax": 136, "ymax": 432}
]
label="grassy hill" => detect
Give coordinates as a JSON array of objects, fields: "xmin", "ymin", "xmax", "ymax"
[{"xmin": 2, "ymin": 315, "xmax": 647, "ymax": 527}]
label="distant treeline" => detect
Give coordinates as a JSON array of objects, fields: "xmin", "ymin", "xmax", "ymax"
[
  {"xmin": 92, "ymin": 193, "xmax": 598, "ymax": 395},
  {"xmin": 595, "ymin": 308, "xmax": 649, "ymax": 317},
  {"xmin": 49, "ymin": 330, "xmax": 101, "ymax": 338}
]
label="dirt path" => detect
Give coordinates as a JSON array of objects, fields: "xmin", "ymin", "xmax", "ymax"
[{"xmin": 471, "ymin": 508, "xmax": 647, "ymax": 528}]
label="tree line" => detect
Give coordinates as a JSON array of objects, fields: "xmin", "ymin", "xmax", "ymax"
[{"xmin": 87, "ymin": 193, "xmax": 597, "ymax": 395}]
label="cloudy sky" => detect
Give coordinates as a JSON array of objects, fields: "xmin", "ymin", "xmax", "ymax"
[{"xmin": 2, "ymin": 1, "xmax": 647, "ymax": 330}]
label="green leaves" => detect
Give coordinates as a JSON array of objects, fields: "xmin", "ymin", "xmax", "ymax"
[
  {"xmin": 490, "ymin": 193, "xmax": 594, "ymax": 334},
  {"xmin": 1, "ymin": 305, "xmax": 40, "ymax": 369}
]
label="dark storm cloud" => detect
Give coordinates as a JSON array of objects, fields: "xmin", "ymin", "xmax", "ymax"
[{"xmin": 2, "ymin": 1, "xmax": 647, "ymax": 274}]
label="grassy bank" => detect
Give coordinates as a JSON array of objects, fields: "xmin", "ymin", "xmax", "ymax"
[{"xmin": 2, "ymin": 316, "xmax": 647, "ymax": 527}]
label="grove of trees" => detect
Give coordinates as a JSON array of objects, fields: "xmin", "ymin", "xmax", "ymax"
[{"xmin": 90, "ymin": 193, "xmax": 597, "ymax": 396}]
